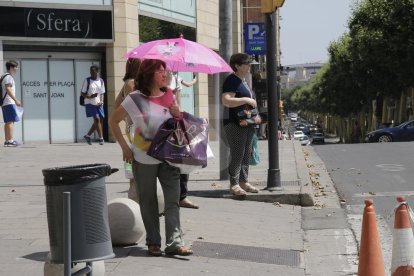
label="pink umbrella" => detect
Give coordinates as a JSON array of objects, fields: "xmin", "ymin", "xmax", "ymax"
[{"xmin": 124, "ymin": 36, "xmax": 233, "ymax": 74}]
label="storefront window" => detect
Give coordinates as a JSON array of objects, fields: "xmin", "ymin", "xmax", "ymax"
[
  {"xmin": 139, "ymin": 15, "xmax": 196, "ymax": 42},
  {"xmin": 139, "ymin": 0, "xmax": 196, "ymax": 26},
  {"xmin": 2, "ymin": 0, "xmax": 111, "ymax": 5}
]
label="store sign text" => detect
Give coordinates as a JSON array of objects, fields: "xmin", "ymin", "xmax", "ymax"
[
  {"xmin": 25, "ymin": 8, "xmax": 91, "ymax": 38},
  {"xmin": 35, "ymin": 13, "xmax": 82, "ymax": 33}
]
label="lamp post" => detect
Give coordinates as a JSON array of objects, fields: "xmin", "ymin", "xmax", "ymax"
[{"xmin": 261, "ymin": 0, "xmax": 284, "ymax": 191}]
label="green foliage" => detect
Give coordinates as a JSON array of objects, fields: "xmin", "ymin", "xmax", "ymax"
[
  {"xmin": 281, "ymin": 86, "xmax": 300, "ymax": 113},
  {"xmin": 139, "ymin": 15, "xmax": 196, "ymax": 43},
  {"xmin": 347, "ymin": 0, "xmax": 414, "ymax": 99},
  {"xmin": 139, "ymin": 16, "xmax": 162, "ymax": 42},
  {"xmin": 290, "ymin": 0, "xmax": 414, "ymax": 117}
]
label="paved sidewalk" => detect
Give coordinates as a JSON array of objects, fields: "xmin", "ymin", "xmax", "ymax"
[{"xmin": 0, "ymin": 140, "xmax": 357, "ymax": 275}]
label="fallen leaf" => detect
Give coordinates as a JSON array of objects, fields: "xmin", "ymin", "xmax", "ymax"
[{"xmin": 273, "ymin": 202, "xmax": 282, "ymax": 207}]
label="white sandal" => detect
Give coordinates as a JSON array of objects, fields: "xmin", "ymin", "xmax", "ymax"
[
  {"xmin": 230, "ymin": 185, "xmax": 247, "ymax": 196},
  {"xmin": 240, "ymin": 182, "xmax": 259, "ymax": 193}
]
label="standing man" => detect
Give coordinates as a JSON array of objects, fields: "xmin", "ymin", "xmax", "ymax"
[
  {"xmin": 81, "ymin": 65, "xmax": 106, "ymax": 145},
  {"xmin": 167, "ymin": 71, "xmax": 199, "ymax": 209},
  {"xmin": 1, "ymin": 60, "xmax": 21, "ymax": 147}
]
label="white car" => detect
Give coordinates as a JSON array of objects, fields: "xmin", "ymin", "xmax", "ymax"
[
  {"xmin": 293, "ymin": 131, "xmax": 305, "ymax": 140},
  {"xmin": 299, "ymin": 135, "xmax": 311, "ymax": 146}
]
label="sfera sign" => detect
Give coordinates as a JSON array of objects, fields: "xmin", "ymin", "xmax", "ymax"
[
  {"xmin": 0, "ymin": 6, "xmax": 112, "ymax": 40},
  {"xmin": 25, "ymin": 9, "xmax": 91, "ymax": 38}
]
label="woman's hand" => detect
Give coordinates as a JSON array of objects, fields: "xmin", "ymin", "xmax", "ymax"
[
  {"xmin": 239, "ymin": 119, "xmax": 248, "ymax": 127},
  {"xmin": 169, "ymin": 105, "xmax": 181, "ymax": 118},
  {"xmin": 122, "ymin": 146, "xmax": 134, "ymax": 163},
  {"xmin": 255, "ymin": 116, "xmax": 262, "ymax": 125},
  {"xmin": 246, "ymin": 98, "xmax": 257, "ymax": 108}
]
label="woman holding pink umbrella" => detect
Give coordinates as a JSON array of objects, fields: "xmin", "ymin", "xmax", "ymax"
[
  {"xmin": 222, "ymin": 53, "xmax": 261, "ymax": 196},
  {"xmin": 109, "ymin": 59, "xmax": 193, "ymax": 257}
]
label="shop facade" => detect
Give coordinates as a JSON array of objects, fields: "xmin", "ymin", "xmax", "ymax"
[
  {"xmin": 0, "ymin": 1, "xmax": 112, "ymax": 143},
  {"xmin": 1, "ymin": 0, "xmax": 234, "ymax": 143}
]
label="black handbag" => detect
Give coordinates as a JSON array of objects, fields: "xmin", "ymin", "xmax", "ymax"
[
  {"xmin": 79, "ymin": 95, "xmax": 85, "ymax": 106},
  {"xmin": 236, "ymin": 105, "xmax": 258, "ymax": 124}
]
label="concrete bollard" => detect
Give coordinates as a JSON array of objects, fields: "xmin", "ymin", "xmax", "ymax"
[
  {"xmin": 128, "ymin": 179, "xmax": 165, "ymax": 215},
  {"xmin": 108, "ymin": 198, "xmax": 146, "ymax": 246}
]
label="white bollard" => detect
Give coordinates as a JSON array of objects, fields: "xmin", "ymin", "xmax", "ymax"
[
  {"xmin": 108, "ymin": 198, "xmax": 146, "ymax": 246},
  {"xmin": 156, "ymin": 180, "xmax": 165, "ymax": 215},
  {"xmin": 128, "ymin": 179, "xmax": 165, "ymax": 215}
]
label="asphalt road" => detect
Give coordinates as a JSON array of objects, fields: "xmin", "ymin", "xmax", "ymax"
[
  {"xmin": 311, "ymin": 141, "xmax": 414, "ymax": 272},
  {"xmin": 313, "ymin": 141, "xmax": 414, "ymax": 227}
]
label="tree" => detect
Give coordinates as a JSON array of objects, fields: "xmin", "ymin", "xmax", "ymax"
[
  {"xmin": 319, "ymin": 35, "xmax": 367, "ymax": 116},
  {"xmin": 282, "ymin": 86, "xmax": 302, "ymax": 113},
  {"xmin": 139, "ymin": 15, "xmax": 196, "ymax": 43},
  {"xmin": 348, "ymin": 0, "xmax": 414, "ymax": 99},
  {"xmin": 293, "ymin": 0, "xmax": 414, "ymax": 118}
]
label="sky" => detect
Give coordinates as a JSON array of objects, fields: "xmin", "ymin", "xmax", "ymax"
[{"xmin": 280, "ymin": 0, "xmax": 355, "ymax": 66}]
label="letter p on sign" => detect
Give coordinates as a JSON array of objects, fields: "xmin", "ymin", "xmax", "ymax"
[{"xmin": 248, "ymin": 25, "xmax": 260, "ymax": 40}]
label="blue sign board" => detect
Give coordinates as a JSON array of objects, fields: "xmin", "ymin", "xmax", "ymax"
[{"xmin": 244, "ymin": 23, "xmax": 266, "ymax": 55}]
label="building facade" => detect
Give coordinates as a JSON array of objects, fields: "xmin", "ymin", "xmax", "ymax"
[
  {"xmin": 280, "ymin": 62, "xmax": 325, "ymax": 90},
  {"xmin": 0, "ymin": 0, "xmax": 243, "ymax": 144}
]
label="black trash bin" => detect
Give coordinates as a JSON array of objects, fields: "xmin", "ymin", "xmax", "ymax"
[{"xmin": 43, "ymin": 164, "xmax": 116, "ymax": 264}]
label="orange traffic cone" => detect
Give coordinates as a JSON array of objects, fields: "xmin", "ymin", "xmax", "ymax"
[
  {"xmin": 358, "ymin": 199, "xmax": 386, "ymax": 276},
  {"xmin": 391, "ymin": 196, "xmax": 414, "ymax": 276}
]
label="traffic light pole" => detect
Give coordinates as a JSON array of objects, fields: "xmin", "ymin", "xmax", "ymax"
[{"xmin": 265, "ymin": 11, "xmax": 282, "ymax": 191}]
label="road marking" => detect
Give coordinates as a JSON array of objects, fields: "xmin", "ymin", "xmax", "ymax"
[
  {"xmin": 376, "ymin": 164, "xmax": 406, "ymax": 172},
  {"xmin": 353, "ymin": 191, "xmax": 414, "ymax": 197}
]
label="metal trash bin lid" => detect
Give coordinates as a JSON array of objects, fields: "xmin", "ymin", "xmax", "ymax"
[{"xmin": 42, "ymin": 163, "xmax": 117, "ymax": 186}]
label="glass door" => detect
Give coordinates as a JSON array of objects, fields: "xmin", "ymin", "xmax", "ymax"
[
  {"xmin": 49, "ymin": 60, "xmax": 76, "ymax": 142},
  {"xmin": 5, "ymin": 51, "xmax": 103, "ymax": 143},
  {"xmin": 21, "ymin": 60, "xmax": 49, "ymax": 142},
  {"xmin": 75, "ymin": 60, "xmax": 100, "ymax": 141}
]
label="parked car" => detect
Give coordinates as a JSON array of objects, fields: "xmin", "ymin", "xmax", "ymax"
[
  {"xmin": 293, "ymin": 130, "xmax": 305, "ymax": 140},
  {"xmin": 311, "ymin": 132, "xmax": 325, "ymax": 144},
  {"xmin": 299, "ymin": 135, "xmax": 310, "ymax": 146},
  {"xmin": 365, "ymin": 120, "xmax": 414, "ymax": 142}
]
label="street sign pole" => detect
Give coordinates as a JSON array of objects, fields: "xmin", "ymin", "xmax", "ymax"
[{"xmin": 219, "ymin": 0, "xmax": 232, "ymax": 180}]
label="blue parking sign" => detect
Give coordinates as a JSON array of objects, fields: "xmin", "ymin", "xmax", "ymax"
[{"xmin": 244, "ymin": 23, "xmax": 266, "ymax": 55}]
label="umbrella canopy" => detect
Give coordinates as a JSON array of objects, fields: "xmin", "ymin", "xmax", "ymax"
[{"xmin": 124, "ymin": 36, "xmax": 233, "ymax": 74}]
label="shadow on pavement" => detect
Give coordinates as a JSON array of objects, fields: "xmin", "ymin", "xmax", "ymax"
[
  {"xmin": 21, "ymin": 251, "xmax": 49, "ymax": 262},
  {"xmin": 113, "ymin": 246, "xmax": 147, "ymax": 258}
]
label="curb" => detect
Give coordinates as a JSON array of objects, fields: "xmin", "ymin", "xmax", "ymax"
[
  {"xmin": 293, "ymin": 140, "xmax": 315, "ymax": 207},
  {"xmin": 188, "ymin": 140, "xmax": 315, "ymax": 207}
]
